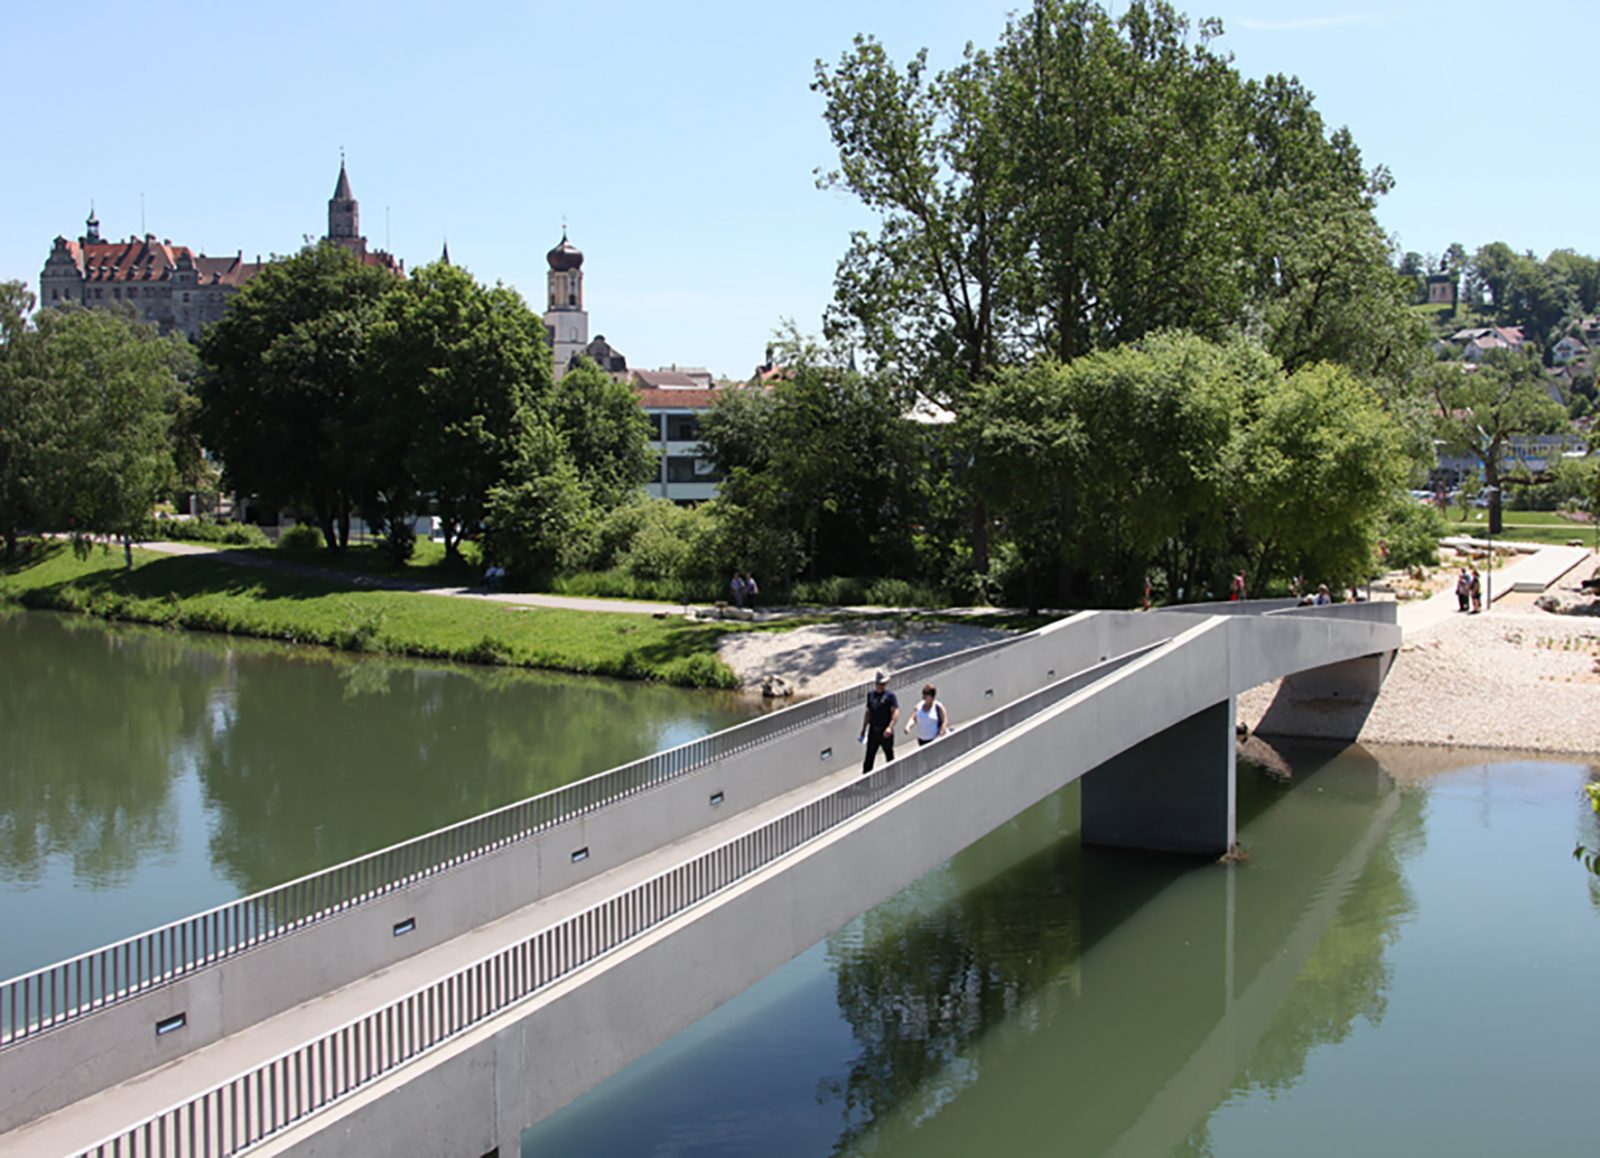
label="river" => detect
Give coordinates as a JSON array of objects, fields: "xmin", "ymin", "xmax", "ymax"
[
  {"xmin": 0, "ymin": 609, "xmax": 763, "ymax": 981},
  {"xmin": 3, "ymin": 610, "xmax": 1597, "ymax": 1156},
  {"xmin": 522, "ymin": 746, "xmax": 1600, "ymax": 1156}
]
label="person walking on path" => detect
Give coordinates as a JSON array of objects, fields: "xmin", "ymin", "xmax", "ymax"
[
  {"xmin": 1456, "ymin": 568, "xmax": 1471, "ymax": 612},
  {"xmin": 743, "ymin": 572, "xmax": 759, "ymax": 613},
  {"xmin": 730, "ymin": 571, "xmax": 746, "ymax": 609},
  {"xmin": 904, "ymin": 683, "xmax": 950, "ymax": 746},
  {"xmin": 860, "ymin": 670, "xmax": 899, "ymax": 774},
  {"xmin": 1470, "ymin": 566, "xmax": 1482, "ymax": 613}
]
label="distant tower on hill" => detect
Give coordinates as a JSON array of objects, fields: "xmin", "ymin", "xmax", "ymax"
[
  {"xmin": 325, "ymin": 157, "xmax": 403, "ymax": 274},
  {"xmin": 545, "ymin": 229, "xmax": 589, "ymax": 379}
]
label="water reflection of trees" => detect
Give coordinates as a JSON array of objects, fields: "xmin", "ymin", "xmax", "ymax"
[
  {"xmin": 819, "ymin": 795, "xmax": 1085, "ymax": 1154},
  {"xmin": 0, "ymin": 615, "xmax": 218, "ymax": 885},
  {"xmin": 818, "ymin": 753, "xmax": 1420, "ymax": 1155},
  {"xmin": 2, "ymin": 611, "xmax": 753, "ymax": 903},
  {"xmin": 193, "ymin": 652, "xmax": 751, "ymax": 896}
]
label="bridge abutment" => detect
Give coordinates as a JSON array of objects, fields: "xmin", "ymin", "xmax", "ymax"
[
  {"xmin": 1081, "ymin": 699, "xmax": 1237, "ymax": 857},
  {"xmin": 1250, "ymin": 651, "xmax": 1396, "ymax": 742}
]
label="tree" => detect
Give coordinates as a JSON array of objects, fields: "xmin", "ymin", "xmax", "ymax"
[
  {"xmin": 366, "ymin": 261, "xmax": 552, "ymax": 561},
  {"xmin": 1234, "ymin": 361, "xmax": 1408, "ymax": 588},
  {"xmin": 198, "ymin": 243, "xmax": 395, "ymax": 550},
  {"xmin": 699, "ymin": 348, "xmax": 922, "ymax": 586},
  {"xmin": 1424, "ymin": 348, "xmax": 1568, "ymax": 535},
  {"xmin": 1, "ymin": 293, "xmax": 187, "ymax": 562},
  {"xmin": 547, "ymin": 358, "xmax": 656, "ymax": 512},
  {"xmin": 482, "ymin": 419, "xmax": 593, "ymax": 584},
  {"xmin": 0, "ymin": 282, "xmax": 41, "ymax": 558},
  {"xmin": 963, "ymin": 360, "xmax": 1085, "ymax": 612}
]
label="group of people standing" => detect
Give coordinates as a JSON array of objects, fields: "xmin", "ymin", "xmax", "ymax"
[
  {"xmin": 859, "ymin": 671, "xmax": 951, "ymax": 775},
  {"xmin": 1455, "ymin": 566, "xmax": 1483, "ymax": 613},
  {"xmin": 729, "ymin": 571, "xmax": 759, "ymax": 610}
]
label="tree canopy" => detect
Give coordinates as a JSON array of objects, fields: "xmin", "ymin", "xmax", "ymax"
[
  {"xmin": 813, "ymin": 0, "xmax": 1421, "ymax": 400},
  {"xmin": 1, "ymin": 284, "xmax": 190, "ymax": 559}
]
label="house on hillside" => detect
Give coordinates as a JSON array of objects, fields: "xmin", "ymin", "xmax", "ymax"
[{"xmin": 1552, "ymin": 335, "xmax": 1590, "ymax": 365}]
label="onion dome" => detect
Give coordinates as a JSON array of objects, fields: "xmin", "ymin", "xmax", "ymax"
[{"xmin": 547, "ymin": 230, "xmax": 583, "ymax": 272}]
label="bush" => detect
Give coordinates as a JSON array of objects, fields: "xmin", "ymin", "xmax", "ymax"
[
  {"xmin": 278, "ymin": 523, "xmax": 324, "ymax": 551},
  {"xmin": 152, "ymin": 518, "xmax": 271, "ymax": 547},
  {"xmin": 1379, "ymin": 495, "xmax": 1447, "ymax": 571}
]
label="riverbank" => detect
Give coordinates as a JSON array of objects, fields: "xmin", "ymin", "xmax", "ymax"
[
  {"xmin": 0, "ymin": 542, "xmax": 740, "ymax": 688},
  {"xmin": 719, "ymin": 559, "xmax": 1600, "ymax": 756}
]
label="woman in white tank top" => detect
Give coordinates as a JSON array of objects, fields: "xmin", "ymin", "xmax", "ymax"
[{"xmin": 904, "ymin": 683, "xmax": 949, "ymax": 745}]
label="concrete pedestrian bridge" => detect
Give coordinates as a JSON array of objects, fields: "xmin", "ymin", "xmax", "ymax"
[{"xmin": 0, "ymin": 601, "xmax": 1399, "ymax": 1157}]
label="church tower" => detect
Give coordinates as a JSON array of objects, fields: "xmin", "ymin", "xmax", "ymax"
[
  {"xmin": 328, "ymin": 158, "xmax": 362, "ymax": 254},
  {"xmin": 544, "ymin": 229, "xmax": 589, "ymax": 379}
]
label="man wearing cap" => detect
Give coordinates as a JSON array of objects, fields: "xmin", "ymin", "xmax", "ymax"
[{"xmin": 859, "ymin": 670, "xmax": 900, "ymax": 774}]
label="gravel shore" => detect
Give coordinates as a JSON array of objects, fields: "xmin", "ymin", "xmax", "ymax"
[
  {"xmin": 721, "ymin": 568, "xmax": 1599, "ymax": 756},
  {"xmin": 1240, "ymin": 597, "xmax": 1599, "ymax": 755}
]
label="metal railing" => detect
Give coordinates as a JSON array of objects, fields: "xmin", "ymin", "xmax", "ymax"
[
  {"xmin": 1, "ymin": 633, "xmax": 1022, "ymax": 1050},
  {"xmin": 77, "ymin": 640, "xmax": 1160, "ymax": 1158}
]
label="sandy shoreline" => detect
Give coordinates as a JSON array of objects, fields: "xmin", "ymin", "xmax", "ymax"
[{"xmin": 719, "ymin": 567, "xmax": 1600, "ymax": 757}]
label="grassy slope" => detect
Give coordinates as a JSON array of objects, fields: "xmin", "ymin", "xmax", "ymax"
[
  {"xmin": 1446, "ymin": 510, "xmax": 1599, "ymax": 547},
  {"xmin": 0, "ymin": 542, "xmax": 740, "ymax": 687}
]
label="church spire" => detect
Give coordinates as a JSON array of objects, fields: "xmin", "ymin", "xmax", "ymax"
[
  {"xmin": 440, "ymin": 240, "xmax": 451, "ymax": 266},
  {"xmin": 328, "ymin": 153, "xmax": 360, "ymax": 248}
]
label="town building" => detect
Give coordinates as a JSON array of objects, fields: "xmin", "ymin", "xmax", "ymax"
[
  {"xmin": 631, "ymin": 372, "xmax": 724, "ymax": 503},
  {"xmin": 39, "ymin": 161, "xmax": 401, "ymax": 342}
]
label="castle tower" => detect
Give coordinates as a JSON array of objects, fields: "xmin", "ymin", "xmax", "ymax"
[
  {"xmin": 84, "ymin": 204, "xmax": 101, "ymax": 244},
  {"xmin": 327, "ymin": 159, "xmax": 362, "ymax": 253},
  {"xmin": 544, "ymin": 230, "xmax": 588, "ymax": 379}
]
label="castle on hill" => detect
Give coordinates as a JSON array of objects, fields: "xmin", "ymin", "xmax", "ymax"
[{"xmin": 39, "ymin": 161, "xmax": 403, "ymax": 342}]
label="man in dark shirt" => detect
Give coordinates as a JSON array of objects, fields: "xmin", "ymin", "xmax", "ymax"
[{"xmin": 859, "ymin": 670, "xmax": 900, "ymax": 775}]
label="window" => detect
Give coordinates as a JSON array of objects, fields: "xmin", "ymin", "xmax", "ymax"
[
  {"xmin": 182, "ymin": 293, "xmax": 190, "ymax": 302},
  {"xmin": 666, "ymin": 415, "xmax": 700, "ymax": 442},
  {"xmin": 50, "ymin": 289, "xmax": 58, "ymax": 300}
]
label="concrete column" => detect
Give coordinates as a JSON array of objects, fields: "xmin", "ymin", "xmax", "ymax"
[{"xmin": 1080, "ymin": 699, "xmax": 1236, "ymax": 857}]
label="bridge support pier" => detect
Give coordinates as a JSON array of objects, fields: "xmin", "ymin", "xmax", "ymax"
[{"xmin": 1080, "ymin": 699, "xmax": 1236, "ymax": 857}]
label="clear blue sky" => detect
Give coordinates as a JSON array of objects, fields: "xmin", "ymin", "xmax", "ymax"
[{"xmin": 3, "ymin": 1, "xmax": 1594, "ymax": 379}]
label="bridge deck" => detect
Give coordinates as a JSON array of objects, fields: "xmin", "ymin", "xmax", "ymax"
[{"xmin": 0, "ymin": 752, "xmax": 875, "ymax": 1156}]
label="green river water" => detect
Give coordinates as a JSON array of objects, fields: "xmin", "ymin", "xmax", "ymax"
[{"xmin": 2, "ymin": 610, "xmax": 1597, "ymax": 1156}]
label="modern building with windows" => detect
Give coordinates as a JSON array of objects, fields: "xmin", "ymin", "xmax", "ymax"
[{"xmin": 632, "ymin": 370, "xmax": 724, "ymax": 503}]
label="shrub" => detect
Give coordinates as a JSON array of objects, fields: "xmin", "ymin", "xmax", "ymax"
[
  {"xmin": 152, "ymin": 518, "xmax": 271, "ymax": 547},
  {"xmin": 1379, "ymin": 495, "xmax": 1447, "ymax": 571},
  {"xmin": 278, "ymin": 523, "xmax": 324, "ymax": 551}
]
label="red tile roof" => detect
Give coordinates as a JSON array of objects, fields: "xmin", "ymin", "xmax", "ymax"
[
  {"xmin": 634, "ymin": 386, "xmax": 720, "ymax": 410},
  {"xmin": 61, "ymin": 236, "xmax": 264, "ymax": 286}
]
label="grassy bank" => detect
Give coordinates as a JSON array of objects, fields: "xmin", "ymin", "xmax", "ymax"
[
  {"xmin": 0, "ymin": 542, "xmax": 740, "ymax": 688},
  {"xmin": 1446, "ymin": 511, "xmax": 1599, "ymax": 548}
]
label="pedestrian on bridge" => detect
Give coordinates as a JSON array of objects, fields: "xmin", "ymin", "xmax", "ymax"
[
  {"xmin": 905, "ymin": 684, "xmax": 949, "ymax": 746},
  {"xmin": 860, "ymin": 670, "xmax": 899, "ymax": 774}
]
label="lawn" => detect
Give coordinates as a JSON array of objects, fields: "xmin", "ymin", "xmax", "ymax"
[
  {"xmin": 0, "ymin": 541, "xmax": 741, "ymax": 687},
  {"xmin": 1446, "ymin": 511, "xmax": 1598, "ymax": 547}
]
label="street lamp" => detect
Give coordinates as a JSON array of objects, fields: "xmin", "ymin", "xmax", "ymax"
[{"xmin": 1483, "ymin": 485, "xmax": 1499, "ymax": 610}]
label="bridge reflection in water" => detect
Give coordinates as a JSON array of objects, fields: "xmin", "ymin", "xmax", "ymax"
[{"xmin": 525, "ymin": 743, "xmax": 1406, "ymax": 1157}]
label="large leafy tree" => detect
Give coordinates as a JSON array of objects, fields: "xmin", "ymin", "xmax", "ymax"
[
  {"xmin": 1234, "ymin": 361, "xmax": 1407, "ymax": 588},
  {"xmin": 1424, "ymin": 347, "xmax": 1568, "ymax": 535},
  {"xmin": 815, "ymin": 2, "xmax": 1417, "ymax": 389},
  {"xmin": 0, "ymin": 282, "xmax": 41, "ymax": 557},
  {"xmin": 0, "ymin": 288, "xmax": 189, "ymax": 560},
  {"xmin": 699, "ymin": 351, "xmax": 922, "ymax": 585},
  {"xmin": 967, "ymin": 334, "xmax": 1407, "ymax": 607},
  {"xmin": 198, "ymin": 243, "xmax": 395, "ymax": 551},
  {"xmin": 366, "ymin": 261, "xmax": 551, "ymax": 561},
  {"xmin": 547, "ymin": 357, "xmax": 656, "ymax": 513}
]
